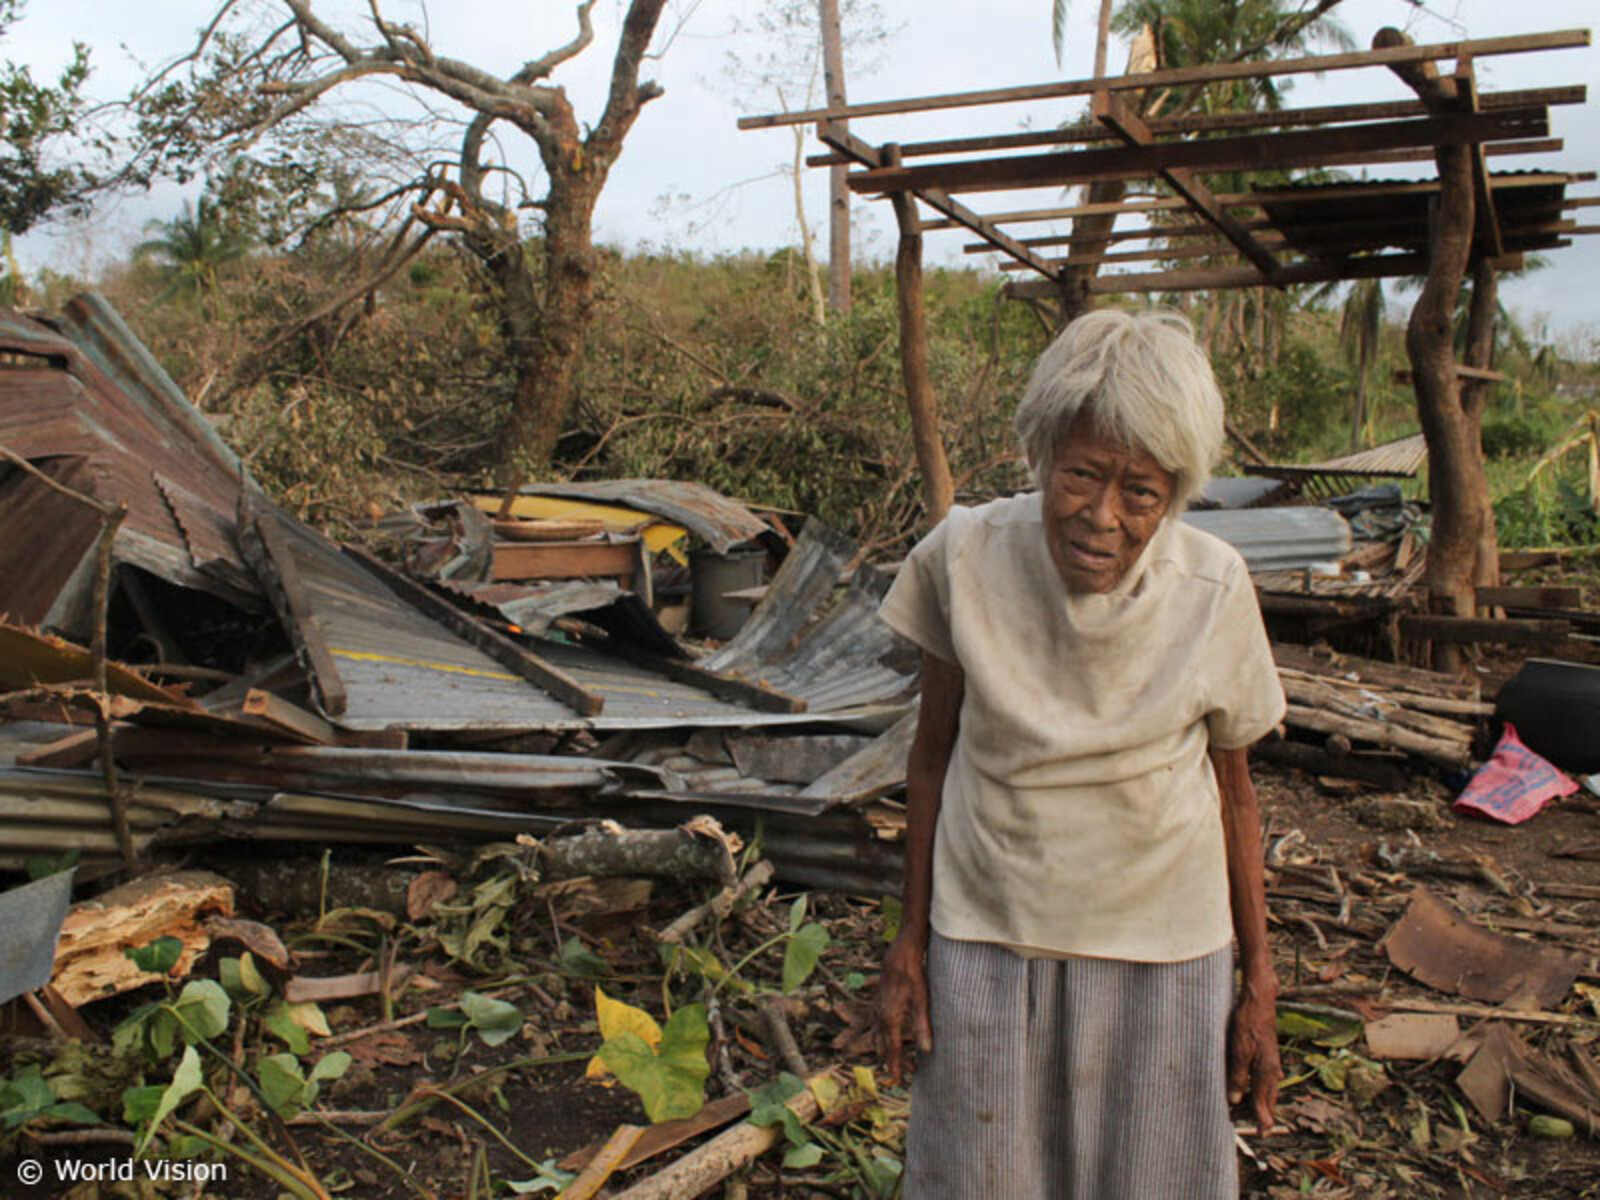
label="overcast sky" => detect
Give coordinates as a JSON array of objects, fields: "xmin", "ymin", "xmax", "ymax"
[{"xmin": 11, "ymin": 0, "xmax": 1599, "ymax": 343}]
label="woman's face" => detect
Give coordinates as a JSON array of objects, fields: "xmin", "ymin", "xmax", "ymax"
[{"xmin": 1044, "ymin": 414, "xmax": 1177, "ymax": 594}]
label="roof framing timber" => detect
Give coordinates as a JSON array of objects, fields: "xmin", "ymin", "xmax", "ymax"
[
  {"xmin": 816, "ymin": 124, "xmax": 1059, "ymax": 277},
  {"xmin": 847, "ymin": 109, "xmax": 1547, "ymax": 197},
  {"xmin": 804, "ymin": 86, "xmax": 1584, "ymax": 168},
  {"xmin": 742, "ymin": 29, "xmax": 1588, "ymax": 129},
  {"xmin": 940, "ymin": 170, "xmax": 1590, "ymax": 239},
  {"xmin": 1093, "ymin": 91, "xmax": 1281, "ymax": 282},
  {"xmin": 746, "ymin": 22, "xmax": 1594, "ymax": 297},
  {"xmin": 1004, "ymin": 250, "xmax": 1538, "ymax": 300}
]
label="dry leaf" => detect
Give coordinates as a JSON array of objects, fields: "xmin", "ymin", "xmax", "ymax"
[
  {"xmin": 406, "ymin": 871, "xmax": 458, "ymax": 922},
  {"xmin": 344, "ymin": 1031, "xmax": 423, "ymax": 1069}
]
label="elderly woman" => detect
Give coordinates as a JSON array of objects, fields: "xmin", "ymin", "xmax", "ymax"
[{"xmin": 876, "ymin": 308, "xmax": 1285, "ymax": 1198}]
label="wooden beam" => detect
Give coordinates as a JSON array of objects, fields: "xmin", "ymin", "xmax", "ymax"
[
  {"xmin": 241, "ymin": 689, "xmax": 338, "ymax": 745},
  {"xmin": 341, "ymin": 544, "xmax": 605, "ymax": 717},
  {"xmin": 1095, "ymin": 92, "xmax": 1280, "ymax": 281},
  {"xmin": 741, "ymin": 29, "xmax": 1590, "ymax": 128},
  {"xmin": 926, "ymin": 169, "xmax": 1581, "ymax": 233},
  {"xmin": 1454, "ymin": 66, "xmax": 1506, "ymax": 257},
  {"xmin": 1007, "ymin": 253, "xmax": 1431, "ymax": 298},
  {"xmin": 1400, "ymin": 615, "xmax": 1572, "ymax": 646},
  {"xmin": 818, "ymin": 124, "xmax": 1059, "ymax": 277},
  {"xmin": 236, "ymin": 496, "xmax": 348, "ymax": 718},
  {"xmin": 808, "ymin": 86, "xmax": 1586, "ymax": 168},
  {"xmin": 848, "ymin": 110, "xmax": 1548, "ymax": 197}
]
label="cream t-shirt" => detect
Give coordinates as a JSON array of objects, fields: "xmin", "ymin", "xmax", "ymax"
[{"xmin": 879, "ymin": 492, "xmax": 1286, "ymax": 963}]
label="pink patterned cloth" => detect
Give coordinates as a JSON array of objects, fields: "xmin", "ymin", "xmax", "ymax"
[{"xmin": 1453, "ymin": 723, "xmax": 1577, "ymax": 825}]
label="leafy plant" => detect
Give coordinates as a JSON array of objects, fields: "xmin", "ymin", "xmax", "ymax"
[
  {"xmin": 587, "ymin": 987, "xmax": 710, "ymax": 1123},
  {"xmin": 425, "ymin": 991, "xmax": 524, "ymax": 1049},
  {"xmin": 745, "ymin": 1068, "xmax": 906, "ymax": 1195},
  {"xmin": 257, "ymin": 1052, "xmax": 352, "ymax": 1118},
  {"xmin": 0, "ymin": 1065, "xmax": 99, "ymax": 1131},
  {"xmin": 782, "ymin": 896, "xmax": 831, "ymax": 994},
  {"xmin": 113, "ymin": 978, "xmax": 232, "ymax": 1064}
]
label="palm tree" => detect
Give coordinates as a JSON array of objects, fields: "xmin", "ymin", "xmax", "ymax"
[
  {"xmin": 1110, "ymin": 0, "xmax": 1354, "ymax": 115},
  {"xmin": 134, "ymin": 198, "xmax": 255, "ymax": 300}
]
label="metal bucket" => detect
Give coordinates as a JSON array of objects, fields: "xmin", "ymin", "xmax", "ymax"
[{"xmin": 690, "ymin": 546, "xmax": 767, "ymax": 640}]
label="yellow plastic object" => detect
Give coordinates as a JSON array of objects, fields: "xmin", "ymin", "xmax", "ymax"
[{"xmin": 469, "ymin": 494, "xmax": 689, "ymax": 565}]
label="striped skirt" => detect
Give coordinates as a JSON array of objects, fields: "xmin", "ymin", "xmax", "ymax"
[{"xmin": 904, "ymin": 933, "xmax": 1237, "ymax": 1200}]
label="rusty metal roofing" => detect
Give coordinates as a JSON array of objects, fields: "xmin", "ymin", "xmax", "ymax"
[
  {"xmin": 509, "ymin": 479, "xmax": 770, "ymax": 553},
  {"xmin": 0, "ymin": 298, "xmax": 258, "ymax": 630},
  {"xmin": 0, "ymin": 455, "xmax": 102, "ymax": 628}
]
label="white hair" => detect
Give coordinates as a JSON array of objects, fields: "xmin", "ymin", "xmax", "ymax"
[{"xmin": 1013, "ymin": 307, "xmax": 1225, "ymax": 511}]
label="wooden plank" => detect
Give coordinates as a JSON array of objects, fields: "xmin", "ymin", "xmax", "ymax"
[
  {"xmin": 924, "ymin": 170, "xmax": 1579, "ymax": 232},
  {"xmin": 847, "ymin": 110, "xmax": 1548, "ymax": 197},
  {"xmin": 236, "ymin": 499, "xmax": 348, "ymax": 718},
  {"xmin": 1454, "ymin": 67, "xmax": 1506, "ymax": 258},
  {"xmin": 241, "ymin": 689, "xmax": 338, "ymax": 745},
  {"xmin": 16, "ymin": 728, "xmax": 102, "ymax": 768},
  {"xmin": 490, "ymin": 538, "xmax": 641, "ymax": 584},
  {"xmin": 341, "ymin": 544, "xmax": 604, "ymax": 717},
  {"xmin": 741, "ymin": 29, "xmax": 1590, "ymax": 128},
  {"xmin": 1095, "ymin": 92, "xmax": 1280, "ymax": 280},
  {"xmin": 1400, "ymin": 615, "xmax": 1572, "ymax": 646},
  {"xmin": 1004, "ymin": 252, "xmax": 1434, "ymax": 299},
  {"xmin": 1476, "ymin": 586, "xmax": 1584, "ymax": 610},
  {"xmin": 810, "ymin": 87, "xmax": 1586, "ymax": 167},
  {"xmin": 818, "ymin": 124, "xmax": 1059, "ymax": 278}
]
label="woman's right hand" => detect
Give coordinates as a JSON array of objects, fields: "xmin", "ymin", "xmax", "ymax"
[{"xmin": 875, "ymin": 933, "xmax": 933, "ymax": 1085}]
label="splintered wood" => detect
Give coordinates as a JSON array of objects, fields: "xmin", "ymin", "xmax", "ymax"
[
  {"xmin": 1271, "ymin": 644, "xmax": 1484, "ymax": 772},
  {"xmin": 50, "ymin": 870, "xmax": 235, "ymax": 1007}
]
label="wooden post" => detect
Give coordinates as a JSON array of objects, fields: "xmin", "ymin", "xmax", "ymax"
[
  {"xmin": 819, "ymin": 0, "xmax": 851, "ymax": 315},
  {"xmin": 887, "ymin": 145, "xmax": 956, "ymax": 523}
]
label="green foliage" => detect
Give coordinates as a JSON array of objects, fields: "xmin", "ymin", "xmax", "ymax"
[
  {"xmin": 113, "ymin": 979, "xmax": 232, "ymax": 1064},
  {"xmin": 1494, "ymin": 473, "xmax": 1599, "ymax": 549},
  {"xmin": 24, "ymin": 847, "xmax": 78, "ymax": 880},
  {"xmin": 782, "ymin": 896, "xmax": 831, "ymax": 994},
  {"xmin": 134, "ymin": 197, "xmax": 256, "ymax": 299},
  {"xmin": 0, "ymin": 0, "xmax": 91, "ymax": 234},
  {"xmin": 425, "ymin": 991, "xmax": 524, "ymax": 1048},
  {"xmin": 134, "ymin": 1044, "xmax": 202, "ymax": 1154},
  {"xmin": 255, "ymin": 1051, "xmax": 351, "ymax": 1118},
  {"xmin": 596, "ymin": 1002, "xmax": 711, "ymax": 1123},
  {"xmin": 0, "ymin": 1065, "xmax": 100, "ymax": 1130},
  {"xmin": 125, "ymin": 936, "xmax": 184, "ymax": 975}
]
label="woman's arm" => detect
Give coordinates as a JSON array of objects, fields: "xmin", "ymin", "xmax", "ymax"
[
  {"xmin": 1211, "ymin": 744, "xmax": 1281, "ymax": 1137},
  {"xmin": 876, "ymin": 652, "xmax": 964, "ymax": 1083}
]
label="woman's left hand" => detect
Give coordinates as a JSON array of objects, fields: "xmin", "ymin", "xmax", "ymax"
[{"xmin": 1227, "ymin": 980, "xmax": 1281, "ymax": 1137}]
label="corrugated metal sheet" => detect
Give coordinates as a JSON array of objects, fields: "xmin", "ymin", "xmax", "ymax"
[
  {"xmin": 1181, "ymin": 507, "xmax": 1353, "ymax": 571},
  {"xmin": 0, "ymin": 455, "xmax": 102, "ymax": 628},
  {"xmin": 702, "ymin": 521, "xmax": 919, "ymax": 712},
  {"xmin": 508, "ymin": 480, "xmax": 770, "ymax": 554},
  {"xmin": 1195, "ymin": 476, "xmax": 1295, "ymax": 510}
]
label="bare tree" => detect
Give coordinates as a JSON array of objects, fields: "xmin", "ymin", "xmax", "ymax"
[{"xmin": 133, "ymin": 0, "xmax": 669, "ymax": 482}]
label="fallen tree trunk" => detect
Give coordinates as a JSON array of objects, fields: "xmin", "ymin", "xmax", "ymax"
[{"xmin": 1283, "ymin": 704, "xmax": 1471, "ymax": 768}]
